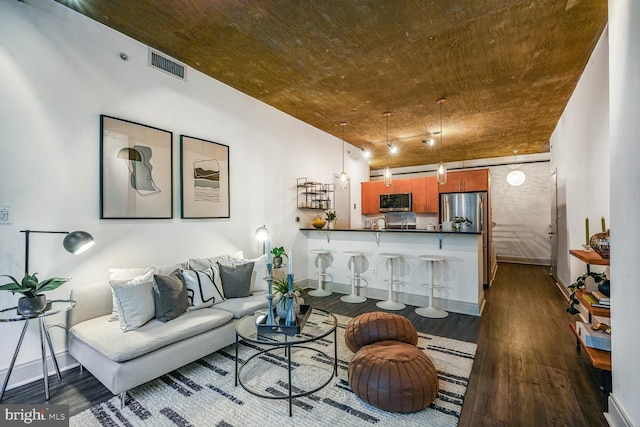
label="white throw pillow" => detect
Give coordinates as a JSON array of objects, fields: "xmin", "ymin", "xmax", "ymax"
[
  {"xmin": 108, "ymin": 263, "xmax": 187, "ymax": 319},
  {"xmin": 182, "ymin": 267, "xmax": 226, "ymax": 310},
  {"xmin": 110, "ymin": 273, "xmax": 156, "ymax": 332},
  {"xmin": 187, "ymin": 250, "xmax": 244, "ymax": 272}
]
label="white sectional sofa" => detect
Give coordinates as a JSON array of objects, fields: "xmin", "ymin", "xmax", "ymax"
[{"xmin": 66, "ymin": 252, "xmax": 268, "ymax": 405}]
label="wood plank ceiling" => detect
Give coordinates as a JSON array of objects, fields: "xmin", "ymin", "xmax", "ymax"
[{"xmin": 57, "ymin": 0, "xmax": 607, "ymax": 170}]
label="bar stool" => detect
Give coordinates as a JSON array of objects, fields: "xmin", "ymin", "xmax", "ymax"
[
  {"xmin": 376, "ymin": 253, "xmax": 405, "ymax": 311},
  {"xmin": 416, "ymin": 255, "xmax": 448, "ymax": 318},
  {"xmin": 308, "ymin": 249, "xmax": 333, "ymax": 297},
  {"xmin": 341, "ymin": 251, "xmax": 368, "ymax": 303}
]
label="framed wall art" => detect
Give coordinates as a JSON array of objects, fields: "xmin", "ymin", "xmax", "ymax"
[
  {"xmin": 100, "ymin": 115, "xmax": 173, "ymax": 219},
  {"xmin": 180, "ymin": 135, "xmax": 230, "ymax": 218}
]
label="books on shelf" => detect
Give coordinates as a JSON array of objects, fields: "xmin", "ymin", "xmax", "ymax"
[
  {"xmin": 581, "ymin": 292, "xmax": 610, "ymax": 308},
  {"xmin": 576, "ymin": 321, "xmax": 611, "ymax": 351},
  {"xmin": 592, "ymin": 290, "xmax": 610, "ymax": 303}
]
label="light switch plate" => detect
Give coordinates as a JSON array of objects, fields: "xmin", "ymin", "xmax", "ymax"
[{"xmin": 0, "ymin": 207, "xmax": 11, "ymax": 224}]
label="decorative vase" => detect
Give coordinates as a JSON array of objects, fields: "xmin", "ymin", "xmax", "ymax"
[
  {"xmin": 327, "ymin": 221, "xmax": 334, "ymax": 230},
  {"xmin": 17, "ymin": 294, "xmax": 47, "ymax": 316},
  {"xmin": 273, "ymin": 256, "xmax": 283, "ymax": 268},
  {"xmin": 590, "ymin": 229, "xmax": 610, "ymax": 259},
  {"xmin": 598, "ymin": 280, "xmax": 610, "ymax": 297},
  {"xmin": 275, "ymin": 295, "xmax": 302, "ymax": 319}
]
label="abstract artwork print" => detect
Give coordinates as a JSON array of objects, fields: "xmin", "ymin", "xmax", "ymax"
[
  {"xmin": 180, "ymin": 136, "xmax": 230, "ymax": 218},
  {"xmin": 100, "ymin": 115, "xmax": 173, "ymax": 219}
]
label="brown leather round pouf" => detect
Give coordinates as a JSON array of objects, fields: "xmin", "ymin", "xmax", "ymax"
[
  {"xmin": 348, "ymin": 340, "xmax": 439, "ymax": 413},
  {"xmin": 344, "ymin": 311, "xmax": 418, "ymax": 353}
]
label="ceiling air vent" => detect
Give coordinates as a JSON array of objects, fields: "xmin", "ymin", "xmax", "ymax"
[{"xmin": 148, "ymin": 49, "xmax": 186, "ymax": 81}]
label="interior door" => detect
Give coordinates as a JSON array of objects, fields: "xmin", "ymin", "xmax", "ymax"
[
  {"xmin": 550, "ymin": 170, "xmax": 558, "ymax": 279},
  {"xmin": 334, "ymin": 174, "xmax": 351, "ymax": 229}
]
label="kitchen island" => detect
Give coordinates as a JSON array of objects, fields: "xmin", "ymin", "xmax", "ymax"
[{"xmin": 299, "ymin": 228, "xmax": 485, "ymax": 316}]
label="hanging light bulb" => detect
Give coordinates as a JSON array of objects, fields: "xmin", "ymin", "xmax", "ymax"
[
  {"xmin": 383, "ymin": 112, "xmax": 392, "ymax": 186},
  {"xmin": 507, "ymin": 149, "xmax": 526, "ymax": 186},
  {"xmin": 436, "ymin": 98, "xmax": 447, "ymax": 185},
  {"xmin": 338, "ymin": 121, "xmax": 348, "ymax": 189}
]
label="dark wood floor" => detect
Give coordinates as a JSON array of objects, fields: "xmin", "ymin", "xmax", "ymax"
[{"xmin": 2, "ymin": 263, "xmax": 608, "ymax": 425}]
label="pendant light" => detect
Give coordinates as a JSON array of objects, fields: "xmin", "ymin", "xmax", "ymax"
[
  {"xmin": 507, "ymin": 149, "xmax": 526, "ymax": 186},
  {"xmin": 436, "ymin": 98, "xmax": 447, "ymax": 185},
  {"xmin": 383, "ymin": 112, "xmax": 392, "ymax": 186},
  {"xmin": 339, "ymin": 121, "xmax": 348, "ymax": 189}
]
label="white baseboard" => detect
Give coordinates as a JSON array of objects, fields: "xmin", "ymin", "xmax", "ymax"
[
  {"xmin": 301, "ymin": 279, "xmax": 483, "ymax": 317},
  {"xmin": 604, "ymin": 394, "xmax": 634, "ymax": 427},
  {"xmin": 0, "ymin": 351, "xmax": 79, "ymax": 392}
]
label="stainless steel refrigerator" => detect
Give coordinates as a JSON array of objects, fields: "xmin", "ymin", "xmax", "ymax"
[{"xmin": 440, "ymin": 192, "xmax": 489, "ymax": 284}]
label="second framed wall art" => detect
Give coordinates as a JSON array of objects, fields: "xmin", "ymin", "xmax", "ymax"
[{"xmin": 180, "ymin": 135, "xmax": 230, "ymax": 218}]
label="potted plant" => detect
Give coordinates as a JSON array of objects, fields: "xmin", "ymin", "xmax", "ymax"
[
  {"xmin": 272, "ymin": 277, "xmax": 303, "ymax": 319},
  {"xmin": 325, "ymin": 210, "xmax": 337, "ymax": 229},
  {"xmin": 0, "ymin": 273, "xmax": 69, "ymax": 316},
  {"xmin": 454, "ymin": 216, "xmax": 472, "ymax": 231},
  {"xmin": 270, "ymin": 246, "xmax": 288, "ymax": 268},
  {"xmin": 566, "ymin": 271, "xmax": 607, "ymax": 314}
]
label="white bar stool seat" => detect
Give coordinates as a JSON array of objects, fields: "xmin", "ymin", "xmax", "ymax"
[
  {"xmin": 340, "ymin": 251, "xmax": 368, "ymax": 303},
  {"xmin": 376, "ymin": 253, "xmax": 405, "ymax": 311},
  {"xmin": 416, "ymin": 255, "xmax": 448, "ymax": 318},
  {"xmin": 308, "ymin": 249, "xmax": 332, "ymax": 297}
]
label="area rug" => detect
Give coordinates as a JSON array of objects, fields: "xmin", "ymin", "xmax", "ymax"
[{"xmin": 71, "ymin": 314, "xmax": 477, "ymax": 427}]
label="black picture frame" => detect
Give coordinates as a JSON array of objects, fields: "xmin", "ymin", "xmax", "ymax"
[
  {"xmin": 180, "ymin": 135, "xmax": 230, "ymax": 219},
  {"xmin": 100, "ymin": 115, "xmax": 173, "ymax": 219}
]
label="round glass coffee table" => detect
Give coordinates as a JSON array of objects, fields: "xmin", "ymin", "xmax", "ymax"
[{"xmin": 235, "ymin": 308, "xmax": 337, "ymax": 416}]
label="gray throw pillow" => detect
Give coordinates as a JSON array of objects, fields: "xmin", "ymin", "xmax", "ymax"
[
  {"xmin": 153, "ymin": 269, "xmax": 188, "ymax": 322},
  {"xmin": 218, "ymin": 262, "xmax": 255, "ymax": 298}
]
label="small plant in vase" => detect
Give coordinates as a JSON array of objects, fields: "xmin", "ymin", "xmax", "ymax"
[
  {"xmin": 0, "ymin": 273, "xmax": 69, "ymax": 316},
  {"xmin": 272, "ymin": 277, "xmax": 303, "ymax": 319},
  {"xmin": 270, "ymin": 246, "xmax": 288, "ymax": 268},
  {"xmin": 325, "ymin": 210, "xmax": 337, "ymax": 229},
  {"xmin": 566, "ymin": 271, "xmax": 607, "ymax": 314}
]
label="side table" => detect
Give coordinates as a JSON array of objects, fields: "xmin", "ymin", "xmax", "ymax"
[{"xmin": 0, "ymin": 299, "xmax": 76, "ymax": 402}]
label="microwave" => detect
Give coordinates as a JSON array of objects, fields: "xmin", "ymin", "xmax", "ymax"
[{"xmin": 379, "ymin": 193, "xmax": 412, "ymax": 212}]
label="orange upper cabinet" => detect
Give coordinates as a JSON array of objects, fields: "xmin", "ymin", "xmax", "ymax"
[
  {"xmin": 438, "ymin": 169, "xmax": 489, "ymax": 193},
  {"xmin": 361, "ymin": 181, "xmax": 382, "ymax": 214},
  {"xmin": 411, "ymin": 177, "xmax": 438, "ymax": 213},
  {"xmin": 382, "ymin": 179, "xmax": 411, "ymax": 194}
]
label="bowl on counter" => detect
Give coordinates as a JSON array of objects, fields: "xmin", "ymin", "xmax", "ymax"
[{"xmin": 311, "ymin": 217, "xmax": 326, "ymax": 229}]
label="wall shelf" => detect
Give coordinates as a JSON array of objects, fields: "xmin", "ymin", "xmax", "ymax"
[{"xmin": 297, "ymin": 178, "xmax": 334, "ymax": 210}]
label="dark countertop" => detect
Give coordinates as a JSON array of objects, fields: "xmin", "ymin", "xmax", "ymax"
[{"xmin": 300, "ymin": 227, "xmax": 482, "ymax": 235}]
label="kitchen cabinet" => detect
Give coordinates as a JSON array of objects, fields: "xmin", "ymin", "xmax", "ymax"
[
  {"xmin": 384, "ymin": 179, "xmax": 411, "ymax": 194},
  {"xmin": 438, "ymin": 169, "xmax": 489, "ymax": 193},
  {"xmin": 297, "ymin": 178, "xmax": 334, "ymax": 210},
  {"xmin": 361, "ymin": 181, "xmax": 382, "ymax": 214},
  {"xmin": 411, "ymin": 177, "xmax": 439, "ymax": 214}
]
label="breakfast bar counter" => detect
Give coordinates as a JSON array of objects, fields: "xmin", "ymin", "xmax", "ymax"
[{"xmin": 299, "ymin": 228, "xmax": 485, "ymax": 316}]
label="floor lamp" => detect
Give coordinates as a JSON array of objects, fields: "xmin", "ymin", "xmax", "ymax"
[{"xmin": 21, "ymin": 229, "xmax": 95, "ymax": 274}]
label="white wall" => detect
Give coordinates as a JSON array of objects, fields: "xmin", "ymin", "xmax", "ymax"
[
  {"xmin": 549, "ymin": 29, "xmax": 610, "ymax": 288},
  {"xmin": 0, "ymin": 0, "xmax": 368, "ymax": 388},
  {"xmin": 608, "ymin": 1, "xmax": 640, "ymax": 425}
]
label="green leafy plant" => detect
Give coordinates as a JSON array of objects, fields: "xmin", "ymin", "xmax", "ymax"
[
  {"xmin": 0, "ymin": 273, "xmax": 69, "ymax": 299},
  {"xmin": 325, "ymin": 210, "xmax": 337, "ymax": 221},
  {"xmin": 270, "ymin": 246, "xmax": 288, "ymax": 259},
  {"xmin": 272, "ymin": 277, "xmax": 302, "ymax": 307},
  {"xmin": 566, "ymin": 271, "xmax": 607, "ymax": 314}
]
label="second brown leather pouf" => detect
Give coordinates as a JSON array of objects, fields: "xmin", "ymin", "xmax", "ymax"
[
  {"xmin": 344, "ymin": 311, "xmax": 418, "ymax": 353},
  {"xmin": 348, "ymin": 340, "xmax": 439, "ymax": 413}
]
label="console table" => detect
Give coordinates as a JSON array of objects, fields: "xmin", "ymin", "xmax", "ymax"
[{"xmin": 0, "ymin": 299, "xmax": 76, "ymax": 402}]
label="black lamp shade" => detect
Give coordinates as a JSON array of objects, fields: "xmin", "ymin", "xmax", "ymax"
[{"xmin": 63, "ymin": 231, "xmax": 95, "ymax": 255}]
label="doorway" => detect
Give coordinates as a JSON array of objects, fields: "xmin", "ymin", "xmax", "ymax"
[
  {"xmin": 550, "ymin": 170, "xmax": 558, "ymax": 280},
  {"xmin": 333, "ymin": 175, "xmax": 351, "ymax": 229}
]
